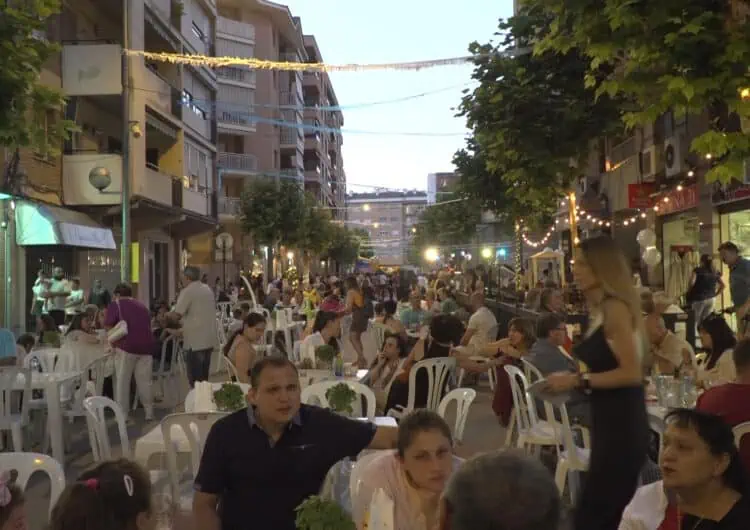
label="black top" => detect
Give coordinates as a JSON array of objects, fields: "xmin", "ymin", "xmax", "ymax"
[
  {"xmin": 691, "ymin": 266, "xmax": 719, "ymax": 302},
  {"xmin": 681, "ymin": 495, "xmax": 750, "ymax": 529},
  {"xmin": 194, "ymin": 404, "xmax": 377, "ymax": 530}
]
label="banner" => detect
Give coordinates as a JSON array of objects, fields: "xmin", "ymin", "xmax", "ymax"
[{"xmin": 628, "ymin": 183, "xmax": 655, "ymax": 209}]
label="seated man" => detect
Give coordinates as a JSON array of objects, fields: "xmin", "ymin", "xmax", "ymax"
[
  {"xmin": 459, "ymin": 292, "xmax": 497, "ymax": 356},
  {"xmin": 644, "ymin": 313, "xmax": 696, "ymax": 376},
  {"xmin": 525, "ymin": 313, "xmax": 591, "ymax": 427},
  {"xmin": 439, "ymin": 450, "xmax": 560, "ymax": 530},
  {"xmin": 399, "ymin": 292, "xmax": 428, "ymax": 331},
  {"xmin": 697, "ymin": 339, "xmax": 750, "ymax": 473}
]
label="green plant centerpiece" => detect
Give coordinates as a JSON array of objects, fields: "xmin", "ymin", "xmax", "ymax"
[
  {"xmin": 295, "ymin": 495, "xmax": 355, "ymax": 530},
  {"xmin": 314, "ymin": 344, "xmax": 337, "ymax": 370},
  {"xmin": 213, "ymin": 383, "xmax": 246, "ymax": 412},
  {"xmin": 325, "ymin": 383, "xmax": 357, "ymax": 416}
]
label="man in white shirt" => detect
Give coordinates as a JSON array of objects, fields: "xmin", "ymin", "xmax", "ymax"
[
  {"xmin": 173, "ymin": 266, "xmax": 219, "ymax": 386},
  {"xmin": 46, "ymin": 266, "xmax": 70, "ymax": 327},
  {"xmin": 31, "ymin": 270, "xmax": 49, "ymax": 317},
  {"xmin": 65, "ymin": 278, "xmax": 85, "ymax": 318},
  {"xmin": 460, "ymin": 292, "xmax": 498, "ymax": 355}
]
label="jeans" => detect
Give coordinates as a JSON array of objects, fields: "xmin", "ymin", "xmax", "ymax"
[
  {"xmin": 185, "ymin": 348, "xmax": 212, "ymax": 387},
  {"xmin": 115, "ymin": 349, "xmax": 153, "ymax": 419},
  {"xmin": 691, "ymin": 298, "xmax": 714, "ymax": 328}
]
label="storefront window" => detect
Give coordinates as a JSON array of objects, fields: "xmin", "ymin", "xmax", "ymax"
[
  {"xmin": 719, "ymin": 211, "xmax": 750, "ymax": 323},
  {"xmin": 661, "ymin": 215, "xmax": 699, "ymax": 304}
]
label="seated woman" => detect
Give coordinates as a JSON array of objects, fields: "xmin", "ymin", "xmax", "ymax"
[
  {"xmin": 374, "ymin": 300, "xmax": 407, "ymax": 340},
  {"xmin": 457, "ymin": 317, "xmax": 536, "ymax": 373},
  {"xmin": 299, "ymin": 310, "xmax": 342, "ymax": 367},
  {"xmin": 368, "ymin": 332, "xmax": 409, "ymax": 414},
  {"xmin": 223, "ymin": 312, "xmax": 267, "ymax": 383},
  {"xmin": 697, "ymin": 314, "xmax": 737, "ymax": 388},
  {"xmin": 619, "ymin": 408, "xmax": 750, "ymax": 529},
  {"xmin": 37, "ymin": 314, "xmax": 61, "ymax": 348},
  {"xmin": 384, "ymin": 314, "xmax": 464, "ymax": 414},
  {"xmin": 351, "ymin": 410, "xmax": 461, "ymax": 530}
]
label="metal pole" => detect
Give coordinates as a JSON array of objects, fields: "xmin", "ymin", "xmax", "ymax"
[
  {"xmin": 120, "ymin": 0, "xmax": 132, "ymax": 282},
  {"xmin": 222, "ymin": 241, "xmax": 227, "ymax": 290},
  {"xmin": 3, "ymin": 208, "xmax": 11, "ymax": 330}
]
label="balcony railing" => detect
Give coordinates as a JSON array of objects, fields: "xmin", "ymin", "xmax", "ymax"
[
  {"xmin": 218, "ymin": 196, "xmax": 242, "ymax": 216},
  {"xmin": 280, "ymin": 168, "xmax": 303, "ymax": 179},
  {"xmin": 280, "ymin": 128, "xmax": 299, "ymax": 145},
  {"xmin": 609, "ymin": 137, "xmax": 637, "ymax": 167},
  {"xmin": 218, "ymin": 111, "xmax": 254, "ymax": 128},
  {"xmin": 217, "ymin": 66, "xmax": 256, "ymax": 86},
  {"xmin": 217, "ymin": 17, "xmax": 255, "ymax": 42},
  {"xmin": 280, "ymin": 52, "xmax": 299, "ymax": 62},
  {"xmin": 218, "ymin": 152, "xmax": 258, "ymax": 173}
]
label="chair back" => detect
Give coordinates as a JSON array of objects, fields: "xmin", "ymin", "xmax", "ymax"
[
  {"xmin": 407, "ymin": 357, "xmax": 456, "ymax": 411},
  {"xmin": 349, "ymin": 451, "xmax": 385, "ymax": 527},
  {"xmin": 371, "ymin": 323, "xmax": 387, "ymax": 352},
  {"xmin": 69, "ymin": 355, "xmax": 113, "ymax": 417},
  {"xmin": 83, "ymin": 396, "xmax": 130, "ymax": 461},
  {"xmin": 504, "ymin": 364, "xmax": 535, "ymax": 434},
  {"xmin": 185, "ymin": 383, "xmax": 250, "ymax": 412},
  {"xmin": 155, "ymin": 335, "xmax": 177, "ymax": 376},
  {"xmin": 301, "ymin": 380, "xmax": 377, "ymax": 419},
  {"xmin": 222, "ymin": 355, "xmax": 241, "ymax": 382},
  {"xmin": 438, "ymin": 388, "xmax": 477, "ymax": 443},
  {"xmin": 544, "ymin": 398, "xmax": 588, "ymax": 470},
  {"xmin": 520, "ymin": 358, "xmax": 555, "ymax": 424},
  {"xmin": 0, "ymin": 452, "xmax": 65, "ymax": 518},
  {"xmin": 24, "ymin": 350, "xmax": 56, "ymax": 373},
  {"xmin": 161, "ymin": 412, "xmax": 226, "ymax": 504},
  {"xmin": 734, "ymin": 421, "xmax": 750, "ymax": 449},
  {"xmin": 0, "ymin": 368, "xmax": 32, "ymax": 425}
]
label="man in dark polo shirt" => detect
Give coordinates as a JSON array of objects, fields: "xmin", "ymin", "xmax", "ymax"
[{"xmin": 193, "ymin": 356, "xmax": 398, "ymax": 530}]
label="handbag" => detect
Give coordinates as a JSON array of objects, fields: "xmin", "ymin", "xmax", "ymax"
[{"xmin": 107, "ymin": 300, "xmax": 129, "ymax": 343}]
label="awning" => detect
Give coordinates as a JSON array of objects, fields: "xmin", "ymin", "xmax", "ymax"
[{"xmin": 15, "ymin": 201, "xmax": 116, "ymax": 249}]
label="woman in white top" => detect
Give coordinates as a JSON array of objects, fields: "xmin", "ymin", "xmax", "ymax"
[
  {"xmin": 299, "ymin": 310, "xmax": 341, "ymax": 367},
  {"xmin": 351, "ymin": 410, "xmax": 460, "ymax": 530},
  {"xmin": 697, "ymin": 314, "xmax": 737, "ymax": 388},
  {"xmin": 64, "ymin": 313, "xmax": 106, "ymax": 367},
  {"xmin": 223, "ymin": 312, "xmax": 267, "ymax": 384}
]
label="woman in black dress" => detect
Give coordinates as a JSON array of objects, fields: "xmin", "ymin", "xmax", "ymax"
[{"xmin": 545, "ymin": 235, "xmax": 649, "ymax": 530}]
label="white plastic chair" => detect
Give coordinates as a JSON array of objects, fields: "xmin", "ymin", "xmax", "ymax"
[
  {"xmin": 438, "ymin": 388, "xmax": 476, "ymax": 444},
  {"xmin": 504, "ymin": 365, "xmax": 560, "ymax": 454},
  {"xmin": 83, "ymin": 396, "xmax": 131, "ymax": 461},
  {"xmin": 349, "ymin": 451, "xmax": 385, "ymax": 527},
  {"xmin": 457, "ymin": 356, "xmax": 497, "ymax": 390},
  {"xmin": 161, "ymin": 412, "xmax": 226, "ymax": 509},
  {"xmin": 153, "ymin": 335, "xmax": 178, "ymax": 404},
  {"xmin": 23, "ymin": 350, "xmax": 57, "ymax": 373},
  {"xmin": 222, "ymin": 355, "xmax": 242, "ymax": 382},
  {"xmin": 734, "ymin": 421, "xmax": 750, "ymax": 449},
  {"xmin": 387, "ymin": 357, "xmax": 456, "ymax": 419},
  {"xmin": 0, "ymin": 368, "xmax": 32, "ymax": 450},
  {"xmin": 0, "ymin": 452, "xmax": 65, "ymax": 518},
  {"xmin": 550, "ymin": 401, "xmax": 591, "ymax": 503},
  {"xmin": 64, "ymin": 354, "xmax": 113, "ymax": 422},
  {"xmin": 184, "ymin": 383, "xmax": 250, "ymax": 412},
  {"xmin": 301, "ymin": 380, "xmax": 377, "ymax": 420},
  {"xmin": 370, "ymin": 322, "xmax": 387, "ymax": 352}
]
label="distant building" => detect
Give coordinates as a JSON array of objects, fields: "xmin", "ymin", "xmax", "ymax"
[
  {"xmin": 346, "ymin": 191, "xmax": 427, "ymax": 266},
  {"xmin": 427, "ymin": 172, "xmax": 460, "ymax": 204}
]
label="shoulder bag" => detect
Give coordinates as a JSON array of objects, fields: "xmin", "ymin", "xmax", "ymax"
[{"xmin": 107, "ymin": 300, "xmax": 129, "ymax": 343}]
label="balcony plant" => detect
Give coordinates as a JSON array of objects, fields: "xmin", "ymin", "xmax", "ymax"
[
  {"xmin": 213, "ymin": 383, "xmax": 246, "ymax": 412},
  {"xmin": 295, "ymin": 495, "xmax": 355, "ymax": 530},
  {"xmin": 325, "ymin": 383, "xmax": 357, "ymax": 417}
]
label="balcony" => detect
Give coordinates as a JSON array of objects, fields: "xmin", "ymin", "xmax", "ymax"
[
  {"xmin": 280, "ymin": 128, "xmax": 301, "ymax": 147},
  {"xmin": 138, "ymin": 163, "xmax": 176, "ymax": 206},
  {"xmin": 218, "ymin": 196, "xmax": 242, "ymax": 218},
  {"xmin": 182, "ymin": 186, "xmax": 210, "ymax": 216},
  {"xmin": 305, "ymin": 132, "xmax": 322, "ymax": 150},
  {"xmin": 142, "ymin": 65, "xmax": 181, "ymax": 120},
  {"xmin": 280, "ymin": 52, "xmax": 299, "ymax": 62},
  {"xmin": 217, "ymin": 66, "xmax": 256, "ymax": 87},
  {"xmin": 217, "ymin": 16, "xmax": 255, "ymax": 43},
  {"xmin": 280, "ymin": 168, "xmax": 303, "ymax": 180},
  {"xmin": 218, "ymin": 111, "xmax": 255, "ymax": 133},
  {"xmin": 218, "ymin": 152, "xmax": 258, "ymax": 175}
]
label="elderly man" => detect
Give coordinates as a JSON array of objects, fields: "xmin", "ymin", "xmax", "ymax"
[
  {"xmin": 644, "ymin": 313, "xmax": 695, "ymax": 376},
  {"xmin": 438, "ymin": 450, "xmax": 560, "ymax": 530},
  {"xmin": 173, "ymin": 266, "xmax": 218, "ymax": 386},
  {"xmin": 459, "ymin": 292, "xmax": 497, "ymax": 355}
]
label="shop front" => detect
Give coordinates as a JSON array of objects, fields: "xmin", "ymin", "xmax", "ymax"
[
  {"xmin": 656, "ymin": 184, "xmax": 699, "ymax": 304},
  {"xmin": 713, "ymin": 179, "xmax": 750, "ymax": 316}
]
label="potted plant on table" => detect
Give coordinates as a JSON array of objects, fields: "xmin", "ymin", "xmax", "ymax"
[
  {"xmin": 212, "ymin": 383, "xmax": 246, "ymax": 412},
  {"xmin": 325, "ymin": 383, "xmax": 357, "ymax": 417},
  {"xmin": 295, "ymin": 495, "xmax": 355, "ymax": 530},
  {"xmin": 315, "ymin": 344, "xmax": 337, "ymax": 370}
]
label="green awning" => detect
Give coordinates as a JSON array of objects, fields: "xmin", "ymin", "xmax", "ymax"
[{"xmin": 15, "ymin": 201, "xmax": 116, "ymax": 249}]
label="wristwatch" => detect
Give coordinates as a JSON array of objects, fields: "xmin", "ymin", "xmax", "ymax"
[{"xmin": 580, "ymin": 373, "xmax": 592, "ymax": 395}]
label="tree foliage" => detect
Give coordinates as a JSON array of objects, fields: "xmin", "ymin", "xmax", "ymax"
[
  {"xmin": 0, "ymin": 0, "xmax": 75, "ymax": 153},
  {"xmin": 535, "ymin": 0, "xmax": 750, "ymax": 183},
  {"xmin": 240, "ymin": 179, "xmax": 307, "ymax": 248},
  {"xmin": 455, "ymin": 5, "xmax": 624, "ymax": 225},
  {"xmin": 324, "ymin": 224, "xmax": 365, "ymax": 266}
]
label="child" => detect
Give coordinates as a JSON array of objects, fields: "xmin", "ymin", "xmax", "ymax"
[
  {"xmin": 49, "ymin": 459, "xmax": 154, "ymax": 530},
  {"xmin": 0, "ymin": 470, "xmax": 27, "ymax": 530}
]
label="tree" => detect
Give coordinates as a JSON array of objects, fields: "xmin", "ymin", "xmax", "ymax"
[
  {"xmin": 407, "ymin": 190, "xmax": 482, "ymax": 264},
  {"xmin": 1, "ymin": 0, "xmax": 76, "ymax": 191},
  {"xmin": 351, "ymin": 228, "xmax": 374, "ymax": 260},
  {"xmin": 325, "ymin": 224, "xmax": 362, "ymax": 269},
  {"xmin": 455, "ymin": 6, "xmax": 624, "ymax": 224},
  {"xmin": 535, "ymin": 0, "xmax": 750, "ymax": 183}
]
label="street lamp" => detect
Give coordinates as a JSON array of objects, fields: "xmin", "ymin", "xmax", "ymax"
[
  {"xmin": 424, "ymin": 247, "xmax": 439, "ymax": 262},
  {"xmin": 287, "ymin": 251, "xmax": 294, "ymax": 261},
  {"xmin": 481, "ymin": 247, "xmax": 492, "ymax": 259},
  {"xmin": 362, "ymin": 204, "xmax": 371, "ymax": 212}
]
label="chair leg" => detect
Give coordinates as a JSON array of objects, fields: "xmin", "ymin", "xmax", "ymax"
[
  {"xmin": 554, "ymin": 460, "xmax": 569, "ymax": 499},
  {"xmin": 505, "ymin": 410, "xmax": 517, "ymax": 448}
]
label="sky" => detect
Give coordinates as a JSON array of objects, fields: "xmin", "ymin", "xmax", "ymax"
[{"xmin": 282, "ymin": 0, "xmax": 514, "ymax": 193}]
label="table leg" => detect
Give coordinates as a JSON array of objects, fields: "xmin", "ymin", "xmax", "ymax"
[{"xmin": 46, "ymin": 382, "xmax": 65, "ymax": 462}]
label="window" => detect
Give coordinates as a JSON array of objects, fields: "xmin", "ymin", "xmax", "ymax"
[{"xmin": 182, "ymin": 89, "xmax": 206, "ymax": 120}]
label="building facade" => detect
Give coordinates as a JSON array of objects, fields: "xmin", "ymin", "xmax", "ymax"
[
  {"xmin": 1, "ymin": 0, "xmax": 220, "ymax": 332},
  {"xmin": 346, "ymin": 192, "xmax": 427, "ymax": 266},
  {"xmin": 427, "ymin": 172, "xmax": 459, "ymax": 204}
]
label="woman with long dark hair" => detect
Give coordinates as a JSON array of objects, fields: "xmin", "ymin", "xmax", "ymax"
[
  {"xmin": 224, "ymin": 312, "xmax": 267, "ymax": 383},
  {"xmin": 299, "ymin": 310, "xmax": 342, "ymax": 367},
  {"xmin": 697, "ymin": 314, "xmax": 738, "ymax": 388},
  {"xmin": 688, "ymin": 254, "xmax": 724, "ymax": 327},
  {"xmin": 545, "ymin": 235, "xmax": 649, "ymax": 530}
]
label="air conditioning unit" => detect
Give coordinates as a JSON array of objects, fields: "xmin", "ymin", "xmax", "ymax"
[
  {"xmin": 664, "ymin": 135, "xmax": 684, "ymax": 178},
  {"xmin": 640, "ymin": 146, "xmax": 663, "ymax": 181}
]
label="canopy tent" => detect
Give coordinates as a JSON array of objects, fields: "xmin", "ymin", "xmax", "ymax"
[{"xmin": 530, "ymin": 248, "xmax": 566, "ymax": 287}]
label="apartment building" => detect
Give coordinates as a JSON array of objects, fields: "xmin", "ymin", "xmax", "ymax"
[
  {"xmin": 1, "ymin": 0, "xmax": 219, "ymax": 331},
  {"xmin": 346, "ymin": 192, "xmax": 427, "ymax": 266},
  {"xmin": 427, "ymin": 172, "xmax": 460, "ymax": 204},
  {"xmin": 207, "ymin": 0, "xmax": 346, "ymax": 280}
]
